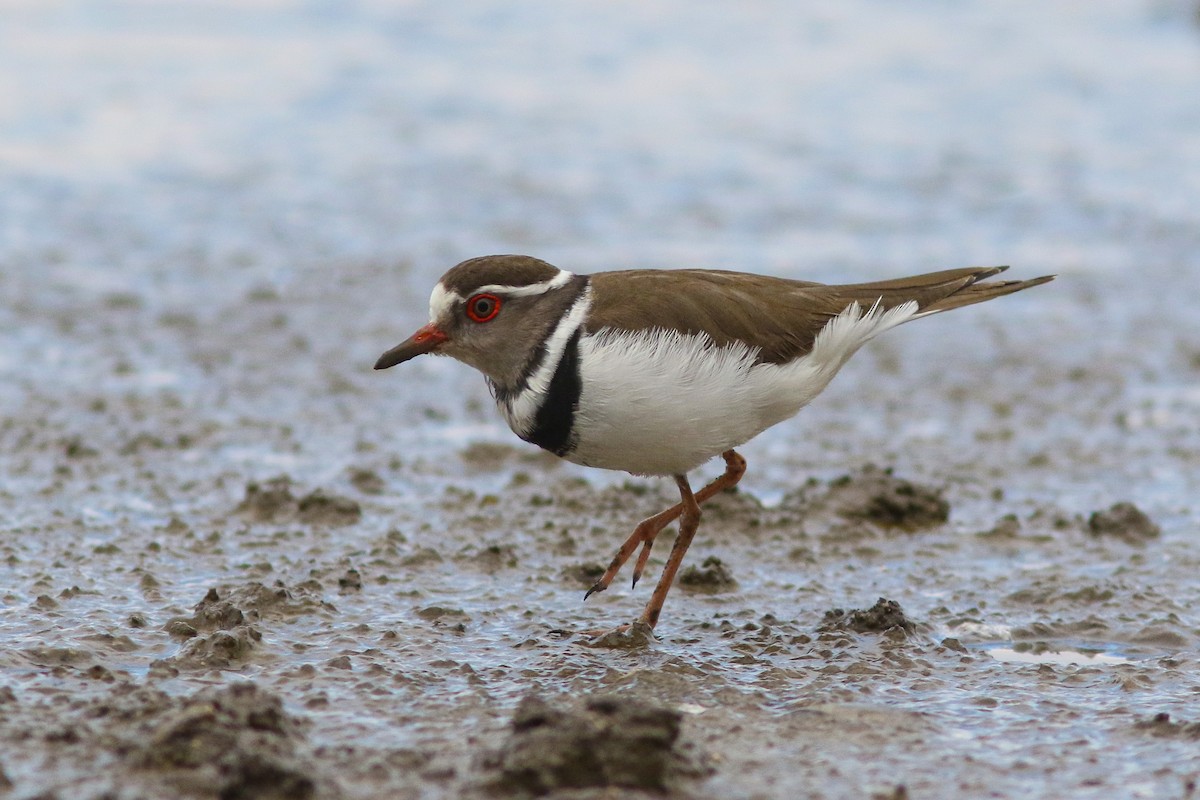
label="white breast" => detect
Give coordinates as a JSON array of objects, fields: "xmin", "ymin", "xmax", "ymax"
[{"xmin": 566, "ymin": 299, "xmax": 920, "ymax": 476}]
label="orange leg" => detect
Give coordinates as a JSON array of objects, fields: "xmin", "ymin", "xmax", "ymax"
[
  {"xmin": 637, "ymin": 472, "xmax": 702, "ymax": 628},
  {"xmin": 630, "ymin": 448, "xmax": 746, "ymax": 588},
  {"xmin": 583, "ymin": 450, "xmax": 747, "ymax": 608}
]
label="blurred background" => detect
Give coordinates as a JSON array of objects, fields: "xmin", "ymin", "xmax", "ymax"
[{"xmin": 5, "ymin": 1, "xmax": 1199, "ymax": 273}]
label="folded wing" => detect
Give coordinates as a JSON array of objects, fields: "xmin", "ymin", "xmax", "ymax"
[{"xmin": 586, "ymin": 267, "xmax": 1054, "ymax": 365}]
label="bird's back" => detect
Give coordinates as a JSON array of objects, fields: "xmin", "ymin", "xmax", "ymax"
[{"xmin": 586, "ymin": 266, "xmax": 1052, "ymax": 366}]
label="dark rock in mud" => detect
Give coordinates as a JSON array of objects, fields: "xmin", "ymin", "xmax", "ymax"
[
  {"xmin": 820, "ymin": 598, "xmax": 915, "ymax": 635},
  {"xmin": 1087, "ymin": 502, "xmax": 1160, "ymax": 544},
  {"xmin": 787, "ymin": 465, "xmax": 949, "ymax": 531},
  {"xmin": 679, "ymin": 556, "xmax": 738, "ymax": 593},
  {"xmin": 486, "ymin": 694, "xmax": 693, "ymax": 795},
  {"xmin": 235, "ymin": 476, "xmax": 361, "ymax": 526},
  {"xmin": 132, "ymin": 683, "xmax": 316, "ymax": 800}
]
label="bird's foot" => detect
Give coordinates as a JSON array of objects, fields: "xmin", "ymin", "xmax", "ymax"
[
  {"xmin": 584, "ymin": 505, "xmax": 683, "ymax": 602},
  {"xmin": 577, "ymin": 621, "xmax": 655, "ymax": 649}
]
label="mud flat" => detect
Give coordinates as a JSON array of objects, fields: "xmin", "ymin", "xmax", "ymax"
[{"xmin": 1, "ymin": 457, "xmax": 1197, "ymax": 798}]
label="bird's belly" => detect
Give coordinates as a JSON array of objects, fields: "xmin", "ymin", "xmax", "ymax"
[{"xmin": 565, "ymin": 330, "xmax": 830, "ymax": 476}]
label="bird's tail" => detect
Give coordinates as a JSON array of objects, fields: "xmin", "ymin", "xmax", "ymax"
[{"xmin": 833, "ymin": 266, "xmax": 1055, "ymax": 316}]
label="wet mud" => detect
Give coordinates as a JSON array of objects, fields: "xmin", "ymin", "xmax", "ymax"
[
  {"xmin": 3, "ymin": 2, "xmax": 1200, "ymax": 799},
  {"xmin": 3, "ymin": 455, "xmax": 1196, "ymax": 797}
]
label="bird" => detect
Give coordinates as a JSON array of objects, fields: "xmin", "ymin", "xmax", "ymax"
[{"xmin": 374, "ymin": 254, "xmax": 1053, "ymax": 640}]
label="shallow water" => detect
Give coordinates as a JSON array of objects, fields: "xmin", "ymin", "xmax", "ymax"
[{"xmin": 1, "ymin": 1, "xmax": 1199, "ymax": 798}]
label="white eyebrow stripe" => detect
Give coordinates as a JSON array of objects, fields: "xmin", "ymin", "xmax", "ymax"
[
  {"xmin": 428, "ymin": 269, "xmax": 575, "ymax": 321},
  {"xmin": 472, "ymin": 269, "xmax": 575, "ymax": 298}
]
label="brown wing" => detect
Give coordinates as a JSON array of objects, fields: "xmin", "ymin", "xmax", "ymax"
[{"xmin": 585, "ymin": 267, "xmax": 1053, "ymax": 365}]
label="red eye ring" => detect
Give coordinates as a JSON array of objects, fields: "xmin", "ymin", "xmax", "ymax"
[{"xmin": 466, "ymin": 293, "xmax": 502, "ymax": 323}]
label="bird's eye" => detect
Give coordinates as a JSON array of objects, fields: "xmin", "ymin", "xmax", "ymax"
[{"xmin": 466, "ymin": 293, "xmax": 501, "ymax": 323}]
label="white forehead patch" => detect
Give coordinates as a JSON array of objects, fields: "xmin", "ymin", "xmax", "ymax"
[{"xmin": 429, "ymin": 283, "xmax": 462, "ymax": 322}]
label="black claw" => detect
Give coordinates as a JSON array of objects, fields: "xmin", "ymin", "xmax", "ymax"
[
  {"xmin": 584, "ymin": 583, "xmax": 606, "ymax": 601},
  {"xmin": 631, "ymin": 573, "xmax": 641, "ymax": 590}
]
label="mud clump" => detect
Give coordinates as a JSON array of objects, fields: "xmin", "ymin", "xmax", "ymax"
[
  {"xmin": 467, "ymin": 542, "xmax": 519, "ymax": 572},
  {"xmin": 487, "ymin": 695, "xmax": 691, "ymax": 794},
  {"xmin": 679, "ymin": 556, "xmax": 738, "ymax": 593},
  {"xmin": 161, "ymin": 588, "xmax": 260, "ymax": 669},
  {"xmin": 297, "ymin": 489, "xmax": 362, "ymax": 526},
  {"xmin": 829, "ymin": 466, "xmax": 949, "ymax": 529},
  {"xmin": 236, "ymin": 476, "xmax": 296, "ymax": 522},
  {"xmin": 787, "ymin": 465, "xmax": 949, "ymax": 531},
  {"xmin": 161, "ymin": 582, "xmax": 333, "ymax": 669},
  {"xmin": 582, "ymin": 622, "xmax": 657, "ymax": 650},
  {"xmin": 348, "ymin": 466, "xmax": 386, "ymax": 494},
  {"xmin": 236, "ymin": 476, "xmax": 361, "ymax": 526},
  {"xmin": 169, "ymin": 582, "xmax": 332, "ymax": 633},
  {"xmin": 1087, "ymin": 502, "xmax": 1160, "ymax": 544},
  {"xmin": 170, "ymin": 588, "xmax": 246, "ymax": 635},
  {"xmin": 337, "ymin": 568, "xmax": 363, "ymax": 590},
  {"xmin": 1134, "ymin": 712, "xmax": 1200, "ymax": 739},
  {"xmin": 820, "ymin": 598, "xmax": 915, "ymax": 635},
  {"xmin": 132, "ymin": 683, "xmax": 316, "ymax": 800},
  {"xmin": 977, "ymin": 513, "xmax": 1022, "ymax": 539},
  {"xmin": 171, "ymin": 627, "xmax": 263, "ymax": 669}
]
